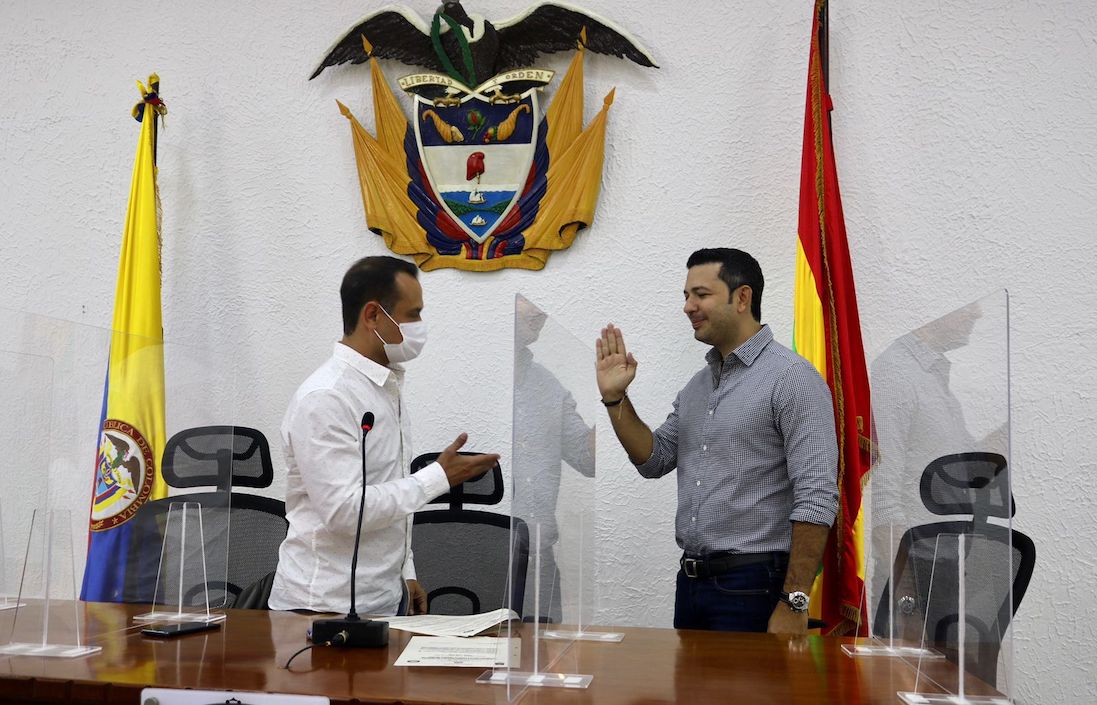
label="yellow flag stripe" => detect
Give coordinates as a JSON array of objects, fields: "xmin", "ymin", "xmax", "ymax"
[
  {"xmin": 793, "ymin": 238, "xmax": 826, "ymax": 378},
  {"xmin": 107, "ymin": 110, "xmax": 167, "ymax": 501}
]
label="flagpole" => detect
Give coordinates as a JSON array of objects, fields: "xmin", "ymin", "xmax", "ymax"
[
  {"xmin": 819, "ymin": 0, "xmax": 829, "ymax": 94},
  {"xmin": 149, "ymin": 74, "xmax": 160, "ymax": 166}
]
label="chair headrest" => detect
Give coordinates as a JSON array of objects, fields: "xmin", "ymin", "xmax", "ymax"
[
  {"xmin": 411, "ymin": 452, "xmax": 503, "ymax": 508},
  {"xmin": 920, "ymin": 452, "xmax": 1014, "ymax": 519},
  {"xmin": 162, "ymin": 426, "xmax": 274, "ymax": 490}
]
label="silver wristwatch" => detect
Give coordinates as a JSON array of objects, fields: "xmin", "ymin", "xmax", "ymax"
[{"xmin": 779, "ymin": 590, "xmax": 810, "ymax": 613}]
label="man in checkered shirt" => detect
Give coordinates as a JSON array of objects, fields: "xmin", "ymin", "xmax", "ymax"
[{"xmin": 596, "ymin": 248, "xmax": 839, "ymax": 634}]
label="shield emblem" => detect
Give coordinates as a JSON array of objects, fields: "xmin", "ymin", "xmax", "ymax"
[{"xmin": 413, "ymin": 88, "xmax": 540, "ymax": 243}]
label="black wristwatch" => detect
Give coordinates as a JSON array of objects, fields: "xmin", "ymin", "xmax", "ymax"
[{"xmin": 779, "ymin": 590, "xmax": 810, "ymax": 613}]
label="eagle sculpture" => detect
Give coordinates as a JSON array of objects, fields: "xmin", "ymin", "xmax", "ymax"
[{"xmin": 310, "ymin": 1, "xmax": 657, "ymax": 86}]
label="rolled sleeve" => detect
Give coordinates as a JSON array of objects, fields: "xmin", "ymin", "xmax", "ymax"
[
  {"xmin": 634, "ymin": 394, "xmax": 680, "ymax": 479},
  {"xmin": 775, "ymin": 363, "xmax": 839, "ymax": 527}
]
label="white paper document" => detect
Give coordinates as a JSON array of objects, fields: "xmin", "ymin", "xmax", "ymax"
[
  {"xmin": 394, "ymin": 636, "xmax": 519, "ymax": 667},
  {"xmin": 383, "ymin": 608, "xmax": 518, "ymax": 637}
]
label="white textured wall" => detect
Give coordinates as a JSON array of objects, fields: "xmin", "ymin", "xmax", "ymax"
[{"xmin": 2, "ymin": 1, "xmax": 1095, "ymax": 702}]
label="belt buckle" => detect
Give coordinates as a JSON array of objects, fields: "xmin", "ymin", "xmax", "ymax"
[{"xmin": 682, "ymin": 558, "xmax": 701, "ymax": 579}]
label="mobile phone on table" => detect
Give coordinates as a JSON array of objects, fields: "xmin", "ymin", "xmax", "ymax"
[{"xmin": 140, "ymin": 621, "xmax": 221, "ymax": 638}]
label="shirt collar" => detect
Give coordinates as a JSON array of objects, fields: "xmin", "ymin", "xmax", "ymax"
[
  {"xmin": 900, "ymin": 334, "xmax": 949, "ymax": 374},
  {"xmin": 332, "ymin": 341, "xmax": 398, "ymax": 387},
  {"xmin": 706, "ymin": 324, "xmax": 774, "ymax": 371}
]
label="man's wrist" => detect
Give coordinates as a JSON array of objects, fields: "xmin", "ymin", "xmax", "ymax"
[
  {"xmin": 778, "ymin": 589, "xmax": 810, "ymax": 613},
  {"xmin": 601, "ymin": 391, "xmax": 627, "ymax": 407}
]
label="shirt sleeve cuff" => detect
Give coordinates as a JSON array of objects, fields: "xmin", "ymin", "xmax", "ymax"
[
  {"xmin": 413, "ymin": 461, "xmax": 451, "ymax": 502},
  {"xmin": 402, "ymin": 553, "xmax": 417, "ymax": 581},
  {"xmin": 790, "ymin": 501, "xmax": 838, "ymax": 527},
  {"xmin": 632, "ymin": 443, "xmax": 664, "ymax": 476}
]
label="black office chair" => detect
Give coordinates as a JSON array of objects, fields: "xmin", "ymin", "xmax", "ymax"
[
  {"xmin": 874, "ymin": 452, "xmax": 1036, "ymax": 688},
  {"xmin": 124, "ymin": 426, "xmax": 287, "ymax": 609},
  {"xmin": 410, "ymin": 452, "xmax": 529, "ymax": 617}
]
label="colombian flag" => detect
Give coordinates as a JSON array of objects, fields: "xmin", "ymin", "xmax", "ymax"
[
  {"xmin": 792, "ymin": 3, "xmax": 873, "ymax": 636},
  {"xmin": 80, "ymin": 76, "xmax": 168, "ymax": 602}
]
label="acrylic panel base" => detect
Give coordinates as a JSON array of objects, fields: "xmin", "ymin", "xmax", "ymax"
[
  {"xmin": 842, "ymin": 643, "xmax": 944, "ymax": 658},
  {"xmin": 132, "ymin": 611, "xmax": 226, "ymax": 625},
  {"xmin": 898, "ymin": 692, "xmax": 1010, "ymax": 705},
  {"xmin": 477, "ymin": 669, "xmax": 592, "ymax": 689},
  {"xmin": 542, "ymin": 629, "xmax": 624, "ymax": 642},
  {"xmin": 0, "ymin": 642, "xmax": 101, "ymax": 658}
]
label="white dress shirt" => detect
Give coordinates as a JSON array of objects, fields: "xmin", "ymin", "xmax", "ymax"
[{"xmin": 268, "ymin": 342, "xmax": 450, "ymax": 614}]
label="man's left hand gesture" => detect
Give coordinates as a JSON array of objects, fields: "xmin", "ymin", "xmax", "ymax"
[{"xmin": 767, "ymin": 603, "xmax": 808, "ymax": 635}]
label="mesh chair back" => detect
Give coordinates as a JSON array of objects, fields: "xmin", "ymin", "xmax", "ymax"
[
  {"xmin": 874, "ymin": 521, "xmax": 1035, "ymax": 687},
  {"xmin": 162, "ymin": 426, "xmax": 274, "ymax": 491},
  {"xmin": 124, "ymin": 492, "xmax": 287, "ymax": 608},
  {"xmin": 412, "ymin": 511, "xmax": 529, "ymax": 616}
]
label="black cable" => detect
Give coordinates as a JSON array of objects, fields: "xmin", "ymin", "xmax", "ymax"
[
  {"xmin": 283, "ymin": 631, "xmax": 349, "ymax": 670},
  {"xmin": 283, "ymin": 644, "xmax": 317, "ymax": 670}
]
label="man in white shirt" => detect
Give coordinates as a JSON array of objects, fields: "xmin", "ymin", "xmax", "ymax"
[{"xmin": 269, "ymin": 256, "xmax": 499, "ymax": 616}]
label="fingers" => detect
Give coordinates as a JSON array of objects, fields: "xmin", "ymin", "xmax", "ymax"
[
  {"xmin": 445, "ymin": 432, "xmax": 469, "ymax": 454},
  {"xmin": 613, "ymin": 326, "xmax": 627, "ymax": 358},
  {"xmin": 468, "ymin": 453, "xmax": 501, "ymax": 472},
  {"xmin": 599, "ymin": 326, "xmax": 614, "ymax": 357},
  {"xmin": 410, "ymin": 582, "xmax": 428, "ymax": 614},
  {"xmin": 599, "ymin": 324, "xmax": 625, "ymax": 357}
]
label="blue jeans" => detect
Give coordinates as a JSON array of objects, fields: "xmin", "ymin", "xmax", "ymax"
[{"xmin": 673, "ymin": 555, "xmax": 788, "ymax": 632}]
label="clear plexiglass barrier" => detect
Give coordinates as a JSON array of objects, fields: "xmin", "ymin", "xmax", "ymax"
[
  {"xmin": 478, "ymin": 295, "xmax": 613, "ymax": 697},
  {"xmin": 846, "ymin": 291, "xmax": 1016, "ymax": 704},
  {"xmin": 0, "ymin": 308, "xmax": 238, "ymax": 655}
]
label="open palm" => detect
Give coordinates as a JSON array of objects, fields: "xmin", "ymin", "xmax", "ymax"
[{"xmin": 596, "ymin": 324, "xmax": 638, "ymax": 400}]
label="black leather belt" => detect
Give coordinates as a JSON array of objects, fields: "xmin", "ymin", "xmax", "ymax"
[{"xmin": 680, "ymin": 552, "xmax": 788, "ymax": 579}]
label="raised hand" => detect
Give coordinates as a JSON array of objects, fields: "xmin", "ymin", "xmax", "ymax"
[
  {"xmin": 595, "ymin": 324, "xmax": 638, "ymax": 402},
  {"xmin": 437, "ymin": 433, "xmax": 500, "ymax": 487}
]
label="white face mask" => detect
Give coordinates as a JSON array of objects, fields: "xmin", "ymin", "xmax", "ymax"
[{"xmin": 374, "ymin": 306, "xmax": 428, "ymax": 363}]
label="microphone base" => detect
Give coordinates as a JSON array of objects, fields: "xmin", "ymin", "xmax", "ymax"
[{"xmin": 311, "ymin": 617, "xmax": 389, "ymax": 648}]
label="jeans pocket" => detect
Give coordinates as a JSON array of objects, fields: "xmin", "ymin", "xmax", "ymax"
[
  {"xmin": 711, "ymin": 570, "xmax": 772, "ymax": 596},
  {"xmin": 711, "ymin": 585, "xmax": 770, "ymax": 597}
]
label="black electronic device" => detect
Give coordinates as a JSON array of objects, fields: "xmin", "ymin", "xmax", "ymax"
[
  {"xmin": 140, "ymin": 621, "xmax": 222, "ymax": 638},
  {"xmin": 309, "ymin": 411, "xmax": 389, "ymax": 648}
]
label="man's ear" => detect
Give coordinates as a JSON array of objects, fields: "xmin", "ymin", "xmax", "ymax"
[
  {"xmin": 359, "ymin": 301, "xmax": 382, "ymax": 331},
  {"xmin": 736, "ymin": 285, "xmax": 753, "ymax": 315}
]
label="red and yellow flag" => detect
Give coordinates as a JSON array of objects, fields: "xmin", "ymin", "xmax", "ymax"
[{"xmin": 792, "ymin": 0, "xmax": 873, "ymax": 636}]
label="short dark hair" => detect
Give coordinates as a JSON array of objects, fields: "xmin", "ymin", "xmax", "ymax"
[
  {"xmin": 686, "ymin": 248, "xmax": 764, "ymax": 321},
  {"xmin": 340, "ymin": 256, "xmax": 418, "ymax": 335}
]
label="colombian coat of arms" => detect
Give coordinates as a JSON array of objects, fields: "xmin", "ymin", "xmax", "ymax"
[{"xmin": 311, "ymin": 1, "xmax": 656, "ymax": 271}]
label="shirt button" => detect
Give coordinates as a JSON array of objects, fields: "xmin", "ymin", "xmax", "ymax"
[
  {"xmin": 691, "ymin": 516, "xmax": 696, "ymax": 522},
  {"xmin": 702, "ymin": 445, "xmax": 707, "ymax": 451},
  {"xmin": 696, "ymin": 480, "xmax": 701, "ymax": 486},
  {"xmin": 709, "ymin": 410, "xmax": 714, "ymax": 415}
]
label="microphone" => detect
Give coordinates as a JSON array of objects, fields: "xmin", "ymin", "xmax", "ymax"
[
  {"xmin": 310, "ymin": 411, "xmax": 389, "ymax": 648},
  {"xmin": 348, "ymin": 412, "xmax": 374, "ymax": 619}
]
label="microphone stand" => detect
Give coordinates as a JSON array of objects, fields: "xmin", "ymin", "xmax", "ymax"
[{"xmin": 310, "ymin": 412, "xmax": 389, "ymax": 648}]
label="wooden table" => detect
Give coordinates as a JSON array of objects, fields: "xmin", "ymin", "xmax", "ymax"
[{"xmin": 0, "ymin": 602, "xmax": 1003, "ymax": 704}]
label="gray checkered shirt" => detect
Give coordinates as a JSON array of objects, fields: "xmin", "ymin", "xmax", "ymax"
[{"xmin": 635, "ymin": 325, "xmax": 839, "ymax": 556}]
